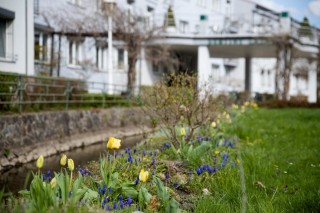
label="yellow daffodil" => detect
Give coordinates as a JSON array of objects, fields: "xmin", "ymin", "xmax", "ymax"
[
  {"xmin": 50, "ymin": 177, "xmax": 57, "ymax": 188},
  {"xmin": 211, "ymin": 121, "xmax": 217, "ymax": 128},
  {"xmin": 236, "ymin": 159, "xmax": 241, "ymax": 164},
  {"xmin": 60, "ymin": 154, "xmax": 67, "ymax": 166},
  {"xmin": 139, "ymin": 169, "xmax": 149, "ymax": 182},
  {"xmin": 36, "ymin": 155, "xmax": 44, "ymax": 169},
  {"xmin": 223, "ymin": 111, "xmax": 227, "ymax": 116},
  {"xmin": 107, "ymin": 137, "xmax": 121, "ymax": 149},
  {"xmin": 244, "ymin": 101, "xmax": 250, "ymax": 107},
  {"xmin": 68, "ymin": 159, "xmax": 74, "ymax": 171},
  {"xmin": 180, "ymin": 128, "xmax": 186, "ymax": 136},
  {"xmin": 214, "ymin": 150, "xmax": 220, "ymax": 155}
]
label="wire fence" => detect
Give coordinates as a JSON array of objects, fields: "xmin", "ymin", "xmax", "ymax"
[{"xmin": 0, "ymin": 72, "xmax": 135, "ymax": 113}]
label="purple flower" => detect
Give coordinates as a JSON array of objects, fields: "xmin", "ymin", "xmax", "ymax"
[
  {"xmin": 120, "ymin": 200, "xmax": 125, "ymax": 209},
  {"xmin": 133, "ymin": 148, "xmax": 137, "ymax": 154},
  {"xmin": 119, "ymin": 195, "xmax": 123, "ymax": 202},
  {"xmin": 135, "ymin": 176, "xmax": 139, "ymax": 185},
  {"xmin": 153, "ymin": 151, "xmax": 157, "ymax": 156},
  {"xmin": 113, "ymin": 201, "xmax": 118, "ymax": 210},
  {"xmin": 228, "ymin": 141, "xmax": 234, "ymax": 148},
  {"xmin": 108, "ymin": 187, "xmax": 112, "ymax": 194},
  {"xmin": 127, "ymin": 196, "xmax": 133, "ymax": 206},
  {"xmin": 106, "ymin": 205, "xmax": 111, "ymax": 211},
  {"xmin": 98, "ymin": 187, "xmax": 101, "ymax": 194},
  {"xmin": 164, "ymin": 143, "xmax": 171, "ymax": 149},
  {"xmin": 152, "ymin": 170, "xmax": 155, "ymax": 175},
  {"xmin": 196, "ymin": 167, "xmax": 203, "ymax": 175},
  {"xmin": 165, "ymin": 172, "xmax": 169, "ymax": 180},
  {"xmin": 174, "ymin": 182, "xmax": 179, "ymax": 188}
]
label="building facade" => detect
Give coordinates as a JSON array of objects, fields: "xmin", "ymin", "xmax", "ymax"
[
  {"xmin": 0, "ymin": 0, "xmax": 319, "ymax": 101},
  {"xmin": 0, "ymin": 0, "xmax": 34, "ymax": 75}
]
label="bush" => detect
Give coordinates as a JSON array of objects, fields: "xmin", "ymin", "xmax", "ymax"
[{"xmin": 0, "ymin": 72, "xmax": 19, "ymax": 111}]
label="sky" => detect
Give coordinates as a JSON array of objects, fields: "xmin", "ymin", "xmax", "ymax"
[{"xmin": 251, "ymin": 0, "xmax": 320, "ymax": 27}]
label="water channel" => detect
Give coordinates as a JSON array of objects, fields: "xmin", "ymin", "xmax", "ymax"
[{"xmin": 0, "ymin": 134, "xmax": 145, "ymax": 194}]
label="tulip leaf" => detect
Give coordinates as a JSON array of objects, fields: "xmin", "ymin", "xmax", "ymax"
[
  {"xmin": 153, "ymin": 176, "xmax": 169, "ymax": 202},
  {"xmin": 121, "ymin": 186, "xmax": 138, "ymax": 199},
  {"xmin": 138, "ymin": 187, "xmax": 151, "ymax": 209},
  {"xmin": 165, "ymin": 198, "xmax": 180, "ymax": 213}
]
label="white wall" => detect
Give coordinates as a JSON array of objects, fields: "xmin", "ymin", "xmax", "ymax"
[{"xmin": 0, "ymin": 0, "xmax": 34, "ymax": 75}]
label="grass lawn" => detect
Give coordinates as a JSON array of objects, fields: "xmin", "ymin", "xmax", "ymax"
[{"xmin": 195, "ymin": 108, "xmax": 320, "ymax": 212}]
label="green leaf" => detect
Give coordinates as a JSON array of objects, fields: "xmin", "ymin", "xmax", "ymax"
[
  {"xmin": 153, "ymin": 176, "xmax": 169, "ymax": 202},
  {"xmin": 166, "ymin": 198, "xmax": 180, "ymax": 213},
  {"xmin": 121, "ymin": 186, "xmax": 139, "ymax": 199},
  {"xmin": 138, "ymin": 187, "xmax": 152, "ymax": 209},
  {"xmin": 83, "ymin": 188, "xmax": 99, "ymax": 202}
]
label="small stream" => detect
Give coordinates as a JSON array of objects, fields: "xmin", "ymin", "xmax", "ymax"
[{"xmin": 0, "ymin": 134, "xmax": 145, "ymax": 194}]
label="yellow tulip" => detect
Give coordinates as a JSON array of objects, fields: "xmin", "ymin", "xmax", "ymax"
[
  {"xmin": 232, "ymin": 104, "xmax": 239, "ymax": 110},
  {"xmin": 139, "ymin": 169, "xmax": 149, "ymax": 182},
  {"xmin": 36, "ymin": 155, "xmax": 44, "ymax": 169},
  {"xmin": 211, "ymin": 121, "xmax": 217, "ymax": 128},
  {"xmin": 60, "ymin": 154, "xmax": 67, "ymax": 166},
  {"xmin": 107, "ymin": 137, "xmax": 121, "ymax": 149},
  {"xmin": 68, "ymin": 159, "xmax": 74, "ymax": 171},
  {"xmin": 252, "ymin": 103, "xmax": 258, "ymax": 109},
  {"xmin": 225, "ymin": 114, "xmax": 230, "ymax": 120},
  {"xmin": 180, "ymin": 128, "xmax": 186, "ymax": 136},
  {"xmin": 50, "ymin": 177, "xmax": 57, "ymax": 188}
]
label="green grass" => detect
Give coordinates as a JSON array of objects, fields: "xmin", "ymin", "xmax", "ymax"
[{"xmin": 193, "ymin": 108, "xmax": 320, "ymax": 212}]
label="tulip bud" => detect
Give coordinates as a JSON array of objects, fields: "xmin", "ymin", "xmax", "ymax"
[
  {"xmin": 60, "ymin": 154, "xmax": 67, "ymax": 166},
  {"xmin": 180, "ymin": 128, "xmax": 185, "ymax": 136},
  {"xmin": 50, "ymin": 177, "xmax": 57, "ymax": 188},
  {"xmin": 68, "ymin": 159, "xmax": 74, "ymax": 171},
  {"xmin": 36, "ymin": 155, "xmax": 44, "ymax": 169}
]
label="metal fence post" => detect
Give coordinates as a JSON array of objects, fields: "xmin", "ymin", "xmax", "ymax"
[
  {"xmin": 102, "ymin": 83, "xmax": 106, "ymax": 108},
  {"xmin": 19, "ymin": 76, "xmax": 23, "ymax": 113}
]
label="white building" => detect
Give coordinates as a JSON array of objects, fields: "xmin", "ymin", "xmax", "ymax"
[
  {"xmin": 1, "ymin": 0, "xmax": 319, "ymax": 102},
  {"xmin": 0, "ymin": 0, "xmax": 34, "ymax": 75}
]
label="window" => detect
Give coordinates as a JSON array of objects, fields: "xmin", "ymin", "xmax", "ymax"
[
  {"xmin": 118, "ymin": 49, "xmax": 124, "ymax": 69},
  {"xmin": 152, "ymin": 63, "xmax": 160, "ymax": 73},
  {"xmin": 212, "ymin": 0, "xmax": 220, "ymax": 11},
  {"xmin": 68, "ymin": 40, "xmax": 82, "ymax": 66},
  {"xmin": 0, "ymin": 18, "xmax": 13, "ymax": 59},
  {"xmin": 96, "ymin": 46, "xmax": 105, "ymax": 70},
  {"xmin": 179, "ymin": 20, "xmax": 189, "ymax": 33},
  {"xmin": 197, "ymin": 0, "xmax": 207, "ymax": 7},
  {"xmin": 34, "ymin": 32, "xmax": 49, "ymax": 62},
  {"xmin": 212, "ymin": 64, "xmax": 220, "ymax": 82},
  {"xmin": 0, "ymin": 19, "xmax": 6, "ymax": 58},
  {"xmin": 69, "ymin": 0, "xmax": 81, "ymax": 6}
]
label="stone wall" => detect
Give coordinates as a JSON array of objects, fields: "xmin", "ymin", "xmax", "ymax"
[{"xmin": 0, "ymin": 107, "xmax": 153, "ymax": 171}]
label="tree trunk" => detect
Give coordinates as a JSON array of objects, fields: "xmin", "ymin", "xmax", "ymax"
[
  {"xmin": 127, "ymin": 56, "xmax": 137, "ymax": 97},
  {"xmin": 275, "ymin": 46, "xmax": 281, "ymax": 99},
  {"xmin": 317, "ymin": 43, "xmax": 320, "ymax": 103}
]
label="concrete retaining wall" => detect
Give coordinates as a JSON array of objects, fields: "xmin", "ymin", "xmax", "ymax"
[{"xmin": 0, "ymin": 107, "xmax": 153, "ymax": 171}]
